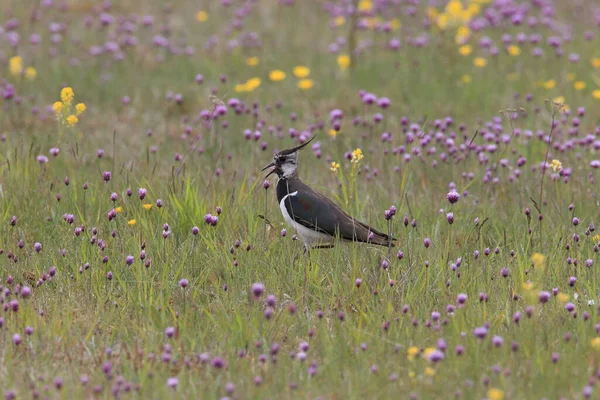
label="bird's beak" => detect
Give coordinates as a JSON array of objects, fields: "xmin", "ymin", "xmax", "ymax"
[{"xmin": 261, "ymin": 161, "xmax": 276, "ymax": 178}]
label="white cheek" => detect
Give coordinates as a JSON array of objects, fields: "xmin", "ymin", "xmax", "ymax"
[{"xmin": 281, "ymin": 163, "xmax": 296, "ymax": 176}]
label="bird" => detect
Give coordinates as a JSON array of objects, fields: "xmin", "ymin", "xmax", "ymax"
[{"xmin": 262, "ymin": 136, "xmax": 396, "ymax": 252}]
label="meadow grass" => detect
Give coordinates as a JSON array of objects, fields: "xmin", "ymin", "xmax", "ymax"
[{"xmin": 1, "ymin": 1, "xmax": 600, "ymax": 399}]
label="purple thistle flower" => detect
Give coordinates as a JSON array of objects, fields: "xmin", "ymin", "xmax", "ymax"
[
  {"xmin": 138, "ymin": 188, "xmax": 147, "ymax": 200},
  {"xmin": 125, "ymin": 255, "xmax": 134, "ymax": 266},
  {"xmin": 179, "ymin": 279, "xmax": 189, "ymax": 288},
  {"xmin": 424, "ymin": 238, "xmax": 431, "ymax": 248},
  {"xmin": 428, "ymin": 349, "xmax": 445, "ymax": 362},
  {"xmin": 37, "ymin": 155, "xmax": 49, "ymax": 164},
  {"xmin": 167, "ymin": 377, "xmax": 178, "ymax": 389},
  {"xmin": 565, "ymin": 302, "xmax": 575, "ymax": 313},
  {"xmin": 251, "ymin": 282, "xmax": 265, "ymax": 298},
  {"xmin": 456, "ymin": 293, "xmax": 467, "ymax": 305},
  {"xmin": 192, "ymin": 226, "xmax": 199, "ymax": 235},
  {"xmin": 473, "ymin": 326, "xmax": 488, "ymax": 339},
  {"xmin": 211, "ymin": 357, "xmax": 225, "ymax": 369},
  {"xmin": 538, "ymin": 291, "xmax": 550, "ymax": 303},
  {"xmin": 103, "ymin": 171, "xmax": 112, "ymax": 182},
  {"xmin": 13, "ymin": 334, "xmax": 21, "ymax": 346},
  {"xmin": 447, "ymin": 190, "xmax": 460, "ymax": 204},
  {"xmin": 492, "ymin": 335, "xmax": 504, "ymax": 347},
  {"xmin": 33, "ymin": 242, "xmax": 42, "ymax": 252},
  {"xmin": 165, "ymin": 326, "xmax": 175, "ymax": 338}
]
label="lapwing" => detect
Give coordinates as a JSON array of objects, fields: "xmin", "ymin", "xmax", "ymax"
[{"xmin": 262, "ymin": 136, "xmax": 396, "ymax": 252}]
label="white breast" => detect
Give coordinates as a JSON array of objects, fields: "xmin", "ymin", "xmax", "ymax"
[{"xmin": 279, "ymin": 191, "xmax": 334, "ymax": 246}]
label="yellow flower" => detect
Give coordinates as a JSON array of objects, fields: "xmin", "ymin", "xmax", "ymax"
[
  {"xmin": 52, "ymin": 101, "xmax": 64, "ymax": 115},
  {"xmin": 473, "ymin": 57, "xmax": 487, "ymax": 68},
  {"xmin": 246, "ymin": 57, "xmax": 259, "ymax": 66},
  {"xmin": 591, "ymin": 57, "xmax": 600, "ymax": 68},
  {"xmin": 9, "ymin": 56, "xmax": 23, "ymax": 76},
  {"xmin": 424, "ymin": 367, "xmax": 435, "ymax": 376},
  {"xmin": 487, "ymin": 388, "xmax": 504, "ymax": 400},
  {"xmin": 530, "ymin": 253, "xmax": 545, "ymax": 269},
  {"xmin": 195, "ymin": 10, "xmax": 208, "ymax": 22},
  {"xmin": 567, "ymin": 72, "xmax": 576, "ymax": 82},
  {"xmin": 61, "ymin": 87, "xmax": 74, "ymax": 104},
  {"xmin": 337, "ymin": 54, "xmax": 351, "ymax": 71},
  {"xmin": 593, "ymin": 89, "xmax": 600, "ymax": 100},
  {"xmin": 75, "ymin": 103, "xmax": 86, "ymax": 115},
  {"xmin": 573, "ymin": 81, "xmax": 586, "ymax": 90},
  {"xmin": 592, "ymin": 337, "xmax": 600, "ymax": 350},
  {"xmin": 522, "ymin": 281, "xmax": 534, "ymax": 291},
  {"xmin": 297, "ymin": 79, "xmax": 314, "ymax": 90},
  {"xmin": 542, "ymin": 79, "xmax": 556, "ymax": 90},
  {"xmin": 115, "ymin": 207, "xmax": 123, "ymax": 214},
  {"xmin": 408, "ymin": 371, "xmax": 416, "ymax": 378},
  {"xmin": 269, "ymin": 70, "xmax": 286, "ymax": 82},
  {"xmin": 422, "ymin": 347, "xmax": 435, "ymax": 358},
  {"xmin": 436, "ymin": 13, "xmax": 449, "ymax": 30},
  {"xmin": 390, "ymin": 18, "xmax": 401, "ymax": 30},
  {"xmin": 334, "ymin": 16, "xmax": 345, "ymax": 26},
  {"xmin": 557, "ymin": 293, "xmax": 569, "ymax": 303},
  {"xmin": 328, "ymin": 129, "xmax": 338, "ymax": 138},
  {"xmin": 455, "ymin": 25, "xmax": 470, "ymax": 44},
  {"xmin": 592, "ymin": 234, "xmax": 600, "ymax": 243},
  {"xmin": 142, "ymin": 204, "xmax": 153, "ymax": 210},
  {"xmin": 128, "ymin": 219, "xmax": 137, "ymax": 226},
  {"xmin": 25, "ymin": 66, "xmax": 37, "ymax": 80},
  {"xmin": 553, "ymin": 96, "xmax": 565, "ymax": 105},
  {"xmin": 407, "ymin": 346, "xmax": 419, "ymax": 360},
  {"xmin": 550, "ymin": 159, "xmax": 562, "ymax": 172},
  {"xmin": 66, "ymin": 115, "xmax": 78, "ymax": 126},
  {"xmin": 293, "ymin": 66, "xmax": 310, "ymax": 78},
  {"xmin": 507, "ymin": 45, "xmax": 520, "ymax": 56},
  {"xmin": 358, "ymin": 0, "xmax": 372, "ymax": 12},
  {"xmin": 235, "ymin": 83, "xmax": 247, "ymax": 93},
  {"xmin": 330, "ymin": 161, "xmax": 340, "ymax": 173},
  {"xmin": 461, "ymin": 74, "xmax": 472, "ymax": 83},
  {"xmin": 245, "ymin": 77, "xmax": 261, "ymax": 91},
  {"xmin": 458, "ymin": 45, "xmax": 472, "ymax": 56},
  {"xmin": 351, "ymin": 148, "xmax": 364, "ymax": 163}
]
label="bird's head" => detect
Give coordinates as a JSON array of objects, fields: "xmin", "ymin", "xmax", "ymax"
[{"xmin": 262, "ymin": 136, "xmax": 314, "ymax": 179}]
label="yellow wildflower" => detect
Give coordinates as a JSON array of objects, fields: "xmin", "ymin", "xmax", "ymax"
[
  {"xmin": 550, "ymin": 159, "xmax": 562, "ymax": 172},
  {"xmin": 542, "ymin": 79, "xmax": 556, "ymax": 89},
  {"xmin": 246, "ymin": 57, "xmax": 259, "ymax": 66},
  {"xmin": 557, "ymin": 293, "xmax": 569, "ymax": 303},
  {"xmin": 390, "ymin": 18, "xmax": 401, "ymax": 30},
  {"xmin": 591, "ymin": 57, "xmax": 600, "ymax": 68},
  {"xmin": 293, "ymin": 66, "xmax": 310, "ymax": 78},
  {"xmin": 52, "ymin": 101, "xmax": 64, "ymax": 115},
  {"xmin": 269, "ymin": 70, "xmax": 286, "ymax": 82},
  {"xmin": 593, "ymin": 89, "xmax": 600, "ymax": 100},
  {"xmin": 507, "ymin": 45, "xmax": 520, "ymax": 56},
  {"xmin": 337, "ymin": 54, "xmax": 351, "ymax": 71},
  {"xmin": 574, "ymin": 81, "xmax": 586, "ymax": 90},
  {"xmin": 487, "ymin": 388, "xmax": 504, "ymax": 400},
  {"xmin": 424, "ymin": 367, "xmax": 435, "ymax": 376},
  {"xmin": 358, "ymin": 0, "xmax": 372, "ymax": 12},
  {"xmin": 25, "ymin": 66, "xmax": 37, "ymax": 80},
  {"xmin": 334, "ymin": 16, "xmax": 345, "ymax": 26},
  {"xmin": 408, "ymin": 371, "xmax": 416, "ymax": 378},
  {"xmin": 235, "ymin": 83, "xmax": 247, "ymax": 93},
  {"xmin": 407, "ymin": 346, "xmax": 419, "ymax": 360},
  {"xmin": 66, "ymin": 115, "xmax": 78, "ymax": 127},
  {"xmin": 422, "ymin": 347, "xmax": 435, "ymax": 358},
  {"xmin": 128, "ymin": 219, "xmax": 137, "ymax": 226},
  {"xmin": 330, "ymin": 161, "xmax": 340, "ymax": 173},
  {"xmin": 115, "ymin": 207, "xmax": 123, "ymax": 214},
  {"xmin": 522, "ymin": 281, "xmax": 534, "ymax": 291},
  {"xmin": 328, "ymin": 129, "xmax": 338, "ymax": 138},
  {"xmin": 351, "ymin": 148, "xmax": 364, "ymax": 163},
  {"xmin": 9, "ymin": 56, "xmax": 23, "ymax": 76},
  {"xmin": 75, "ymin": 103, "xmax": 86, "ymax": 115},
  {"xmin": 61, "ymin": 87, "xmax": 74, "ymax": 104},
  {"xmin": 297, "ymin": 79, "xmax": 314, "ymax": 90},
  {"xmin": 195, "ymin": 11, "xmax": 208, "ymax": 22},
  {"xmin": 436, "ymin": 13, "xmax": 449, "ymax": 30},
  {"xmin": 567, "ymin": 73, "xmax": 576, "ymax": 82},
  {"xmin": 530, "ymin": 253, "xmax": 545, "ymax": 269},
  {"xmin": 458, "ymin": 45, "xmax": 472, "ymax": 56},
  {"xmin": 455, "ymin": 26, "xmax": 470, "ymax": 44},
  {"xmin": 473, "ymin": 57, "xmax": 487, "ymax": 68},
  {"xmin": 142, "ymin": 204, "xmax": 153, "ymax": 210},
  {"xmin": 553, "ymin": 96, "xmax": 565, "ymax": 105},
  {"xmin": 446, "ymin": 0, "xmax": 464, "ymax": 18},
  {"xmin": 592, "ymin": 337, "xmax": 600, "ymax": 350},
  {"xmin": 592, "ymin": 234, "xmax": 600, "ymax": 243},
  {"xmin": 245, "ymin": 77, "xmax": 261, "ymax": 91},
  {"xmin": 461, "ymin": 74, "xmax": 472, "ymax": 83}
]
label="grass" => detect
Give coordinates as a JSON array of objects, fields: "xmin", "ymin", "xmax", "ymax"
[{"xmin": 1, "ymin": 0, "xmax": 600, "ymax": 399}]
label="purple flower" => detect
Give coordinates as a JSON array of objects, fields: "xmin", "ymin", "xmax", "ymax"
[
  {"xmin": 491, "ymin": 335, "xmax": 504, "ymax": 347},
  {"xmin": 12, "ymin": 334, "xmax": 21, "ymax": 345},
  {"xmin": 251, "ymin": 282, "xmax": 265, "ymax": 298},
  {"xmin": 446, "ymin": 212, "xmax": 454, "ymax": 224},
  {"xmin": 192, "ymin": 226, "xmax": 199, "ymax": 235},
  {"xmin": 424, "ymin": 238, "xmax": 431, "ymax": 248},
  {"xmin": 37, "ymin": 155, "xmax": 49, "ymax": 164},
  {"xmin": 165, "ymin": 326, "xmax": 175, "ymax": 338},
  {"xmin": 427, "ymin": 349, "xmax": 445, "ymax": 362},
  {"xmin": 211, "ymin": 357, "xmax": 225, "ymax": 369},
  {"xmin": 167, "ymin": 377, "xmax": 178, "ymax": 389},
  {"xmin": 538, "ymin": 291, "xmax": 550, "ymax": 303},
  {"xmin": 565, "ymin": 302, "xmax": 575, "ymax": 312},
  {"xmin": 179, "ymin": 279, "xmax": 189, "ymax": 288},
  {"xmin": 473, "ymin": 326, "xmax": 488, "ymax": 339},
  {"xmin": 263, "ymin": 180, "xmax": 271, "ymax": 189},
  {"xmin": 355, "ymin": 278, "xmax": 362, "ymax": 288},
  {"xmin": 138, "ymin": 188, "xmax": 147, "ymax": 200},
  {"xmin": 33, "ymin": 242, "xmax": 42, "ymax": 252},
  {"xmin": 125, "ymin": 255, "xmax": 134, "ymax": 266},
  {"xmin": 103, "ymin": 171, "xmax": 112, "ymax": 182},
  {"xmin": 446, "ymin": 190, "xmax": 460, "ymax": 204}
]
